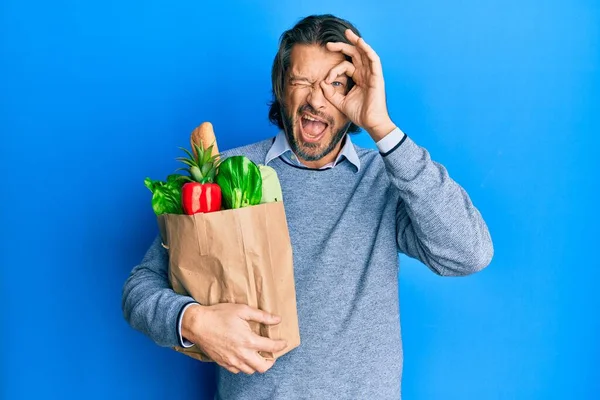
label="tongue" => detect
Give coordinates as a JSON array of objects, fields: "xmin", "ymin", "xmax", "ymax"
[{"xmin": 303, "ymin": 120, "xmax": 327, "ymax": 136}]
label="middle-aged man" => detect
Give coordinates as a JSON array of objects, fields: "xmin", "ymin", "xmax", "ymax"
[{"xmin": 122, "ymin": 14, "xmax": 494, "ymax": 399}]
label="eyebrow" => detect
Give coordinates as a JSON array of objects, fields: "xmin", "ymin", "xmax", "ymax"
[
  {"xmin": 288, "ymin": 75, "xmax": 312, "ymax": 82},
  {"xmin": 331, "ymin": 74, "xmax": 348, "ymax": 81}
]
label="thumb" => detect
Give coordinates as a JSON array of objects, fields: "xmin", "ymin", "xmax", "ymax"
[
  {"xmin": 239, "ymin": 306, "xmax": 281, "ymax": 325},
  {"xmin": 320, "ymin": 81, "xmax": 345, "ymax": 111}
]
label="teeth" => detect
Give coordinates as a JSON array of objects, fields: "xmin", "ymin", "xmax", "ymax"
[{"xmin": 303, "ymin": 115, "xmax": 321, "ymax": 122}]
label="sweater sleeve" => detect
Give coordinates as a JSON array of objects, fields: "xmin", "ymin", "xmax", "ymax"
[
  {"xmin": 381, "ymin": 130, "xmax": 494, "ymax": 276},
  {"xmin": 121, "ymin": 235, "xmax": 197, "ymax": 347}
]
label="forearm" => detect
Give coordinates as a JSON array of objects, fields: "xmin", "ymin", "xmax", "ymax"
[
  {"xmin": 121, "ymin": 235, "xmax": 197, "ymax": 347},
  {"xmin": 382, "ymin": 130, "xmax": 493, "ymax": 275}
]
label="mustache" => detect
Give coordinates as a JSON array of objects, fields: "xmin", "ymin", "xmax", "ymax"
[{"xmin": 297, "ymin": 104, "xmax": 334, "ymax": 126}]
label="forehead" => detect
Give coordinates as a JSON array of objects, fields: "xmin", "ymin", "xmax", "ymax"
[{"xmin": 288, "ymin": 44, "xmax": 346, "ymax": 78}]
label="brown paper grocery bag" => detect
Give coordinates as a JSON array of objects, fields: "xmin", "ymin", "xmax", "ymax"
[{"xmin": 158, "ymin": 201, "xmax": 300, "ymax": 362}]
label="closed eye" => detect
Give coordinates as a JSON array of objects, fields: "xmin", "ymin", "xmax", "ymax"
[{"xmin": 289, "ymin": 76, "xmax": 313, "ymax": 86}]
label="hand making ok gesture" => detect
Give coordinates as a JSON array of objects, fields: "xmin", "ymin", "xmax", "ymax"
[{"xmin": 321, "ymin": 29, "xmax": 397, "ymax": 141}]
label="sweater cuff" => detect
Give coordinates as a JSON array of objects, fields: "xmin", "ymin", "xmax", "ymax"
[
  {"xmin": 376, "ymin": 127, "xmax": 406, "ymax": 154},
  {"xmin": 177, "ymin": 301, "xmax": 199, "ymax": 348},
  {"xmin": 379, "ymin": 129, "xmax": 408, "ymax": 157},
  {"xmin": 380, "ymin": 134, "xmax": 427, "ymax": 183}
]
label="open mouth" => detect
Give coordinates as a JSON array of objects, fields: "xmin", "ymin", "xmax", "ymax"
[{"xmin": 299, "ymin": 113, "xmax": 329, "ymax": 143}]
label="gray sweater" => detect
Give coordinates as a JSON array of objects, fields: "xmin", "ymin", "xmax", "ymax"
[{"xmin": 122, "ymin": 134, "xmax": 493, "ymax": 399}]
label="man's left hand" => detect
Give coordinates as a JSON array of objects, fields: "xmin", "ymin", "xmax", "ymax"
[{"xmin": 321, "ymin": 29, "xmax": 396, "ymax": 141}]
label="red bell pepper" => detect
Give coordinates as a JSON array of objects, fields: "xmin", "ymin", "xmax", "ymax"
[{"xmin": 181, "ymin": 182, "xmax": 222, "ymax": 215}]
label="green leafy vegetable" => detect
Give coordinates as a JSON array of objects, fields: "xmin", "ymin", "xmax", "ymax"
[
  {"xmin": 259, "ymin": 165, "xmax": 283, "ymax": 203},
  {"xmin": 144, "ymin": 174, "xmax": 190, "ymax": 215},
  {"xmin": 215, "ymin": 156, "xmax": 262, "ymax": 209}
]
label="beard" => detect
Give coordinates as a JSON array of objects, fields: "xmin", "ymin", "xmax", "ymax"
[{"xmin": 281, "ymin": 103, "xmax": 350, "ymax": 162}]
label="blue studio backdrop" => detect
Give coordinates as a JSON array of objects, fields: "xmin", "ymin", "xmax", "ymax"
[{"xmin": 1, "ymin": 0, "xmax": 598, "ymax": 399}]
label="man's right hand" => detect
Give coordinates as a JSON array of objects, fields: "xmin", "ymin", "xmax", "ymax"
[{"xmin": 181, "ymin": 303, "xmax": 288, "ymax": 375}]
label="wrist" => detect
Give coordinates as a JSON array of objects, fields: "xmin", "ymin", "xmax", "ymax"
[
  {"xmin": 367, "ymin": 119, "xmax": 397, "ymax": 142},
  {"xmin": 181, "ymin": 303, "xmax": 206, "ymax": 343}
]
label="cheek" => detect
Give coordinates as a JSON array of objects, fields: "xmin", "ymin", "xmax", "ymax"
[
  {"xmin": 287, "ymin": 88, "xmax": 309, "ymax": 107},
  {"xmin": 330, "ymin": 109, "xmax": 347, "ymax": 127}
]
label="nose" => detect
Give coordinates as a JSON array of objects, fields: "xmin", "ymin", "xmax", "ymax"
[{"xmin": 306, "ymin": 82, "xmax": 327, "ymax": 110}]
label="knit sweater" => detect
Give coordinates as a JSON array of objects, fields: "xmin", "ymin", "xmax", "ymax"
[{"xmin": 122, "ymin": 134, "xmax": 493, "ymax": 399}]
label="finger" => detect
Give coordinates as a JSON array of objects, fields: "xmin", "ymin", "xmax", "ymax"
[
  {"xmin": 325, "ymin": 42, "xmax": 363, "ymax": 69},
  {"xmin": 320, "ymin": 81, "xmax": 346, "ymax": 111},
  {"xmin": 238, "ymin": 305, "xmax": 281, "ymax": 325},
  {"xmin": 235, "ymin": 362, "xmax": 256, "ymax": 375},
  {"xmin": 220, "ymin": 356, "xmax": 245, "ymax": 374},
  {"xmin": 343, "ymin": 29, "xmax": 382, "ymax": 77},
  {"xmin": 225, "ymin": 366, "xmax": 240, "ymax": 374},
  {"xmin": 343, "ymin": 28, "xmax": 369, "ymax": 69},
  {"xmin": 242, "ymin": 350, "xmax": 276, "ymax": 374},
  {"xmin": 248, "ymin": 335, "xmax": 288, "ymax": 354},
  {"xmin": 356, "ymin": 37, "xmax": 382, "ymax": 77},
  {"xmin": 325, "ymin": 61, "xmax": 356, "ymax": 84},
  {"xmin": 344, "ymin": 28, "xmax": 361, "ymax": 45}
]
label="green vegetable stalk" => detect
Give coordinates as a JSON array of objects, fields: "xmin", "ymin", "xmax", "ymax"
[
  {"xmin": 215, "ymin": 156, "xmax": 262, "ymax": 209},
  {"xmin": 144, "ymin": 174, "xmax": 189, "ymax": 215}
]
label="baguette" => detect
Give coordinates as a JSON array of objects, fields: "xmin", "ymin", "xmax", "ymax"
[{"xmin": 190, "ymin": 122, "xmax": 219, "ymax": 160}]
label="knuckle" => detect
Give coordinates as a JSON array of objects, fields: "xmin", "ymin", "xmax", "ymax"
[
  {"xmin": 239, "ymin": 337, "xmax": 251, "ymax": 348},
  {"xmin": 244, "ymin": 337, "xmax": 256, "ymax": 348},
  {"xmin": 238, "ymin": 333, "xmax": 252, "ymax": 345},
  {"xmin": 224, "ymin": 355, "xmax": 237, "ymax": 367},
  {"xmin": 235, "ymin": 304, "xmax": 247, "ymax": 313}
]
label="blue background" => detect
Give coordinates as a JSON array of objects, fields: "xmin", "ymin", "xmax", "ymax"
[{"xmin": 1, "ymin": 0, "xmax": 598, "ymax": 399}]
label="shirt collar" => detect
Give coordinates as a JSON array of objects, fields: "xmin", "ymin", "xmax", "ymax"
[{"xmin": 264, "ymin": 130, "xmax": 361, "ymax": 172}]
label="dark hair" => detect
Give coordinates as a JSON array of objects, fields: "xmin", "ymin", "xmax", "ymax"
[{"xmin": 268, "ymin": 14, "xmax": 362, "ymax": 133}]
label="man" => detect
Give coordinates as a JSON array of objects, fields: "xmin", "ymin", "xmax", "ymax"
[{"xmin": 122, "ymin": 14, "xmax": 493, "ymax": 399}]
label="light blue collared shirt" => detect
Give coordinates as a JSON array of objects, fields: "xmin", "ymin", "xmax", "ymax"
[{"xmin": 264, "ymin": 128, "xmax": 406, "ymax": 173}]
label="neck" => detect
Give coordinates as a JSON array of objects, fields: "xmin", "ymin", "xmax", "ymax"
[{"xmin": 297, "ymin": 136, "xmax": 345, "ymax": 169}]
